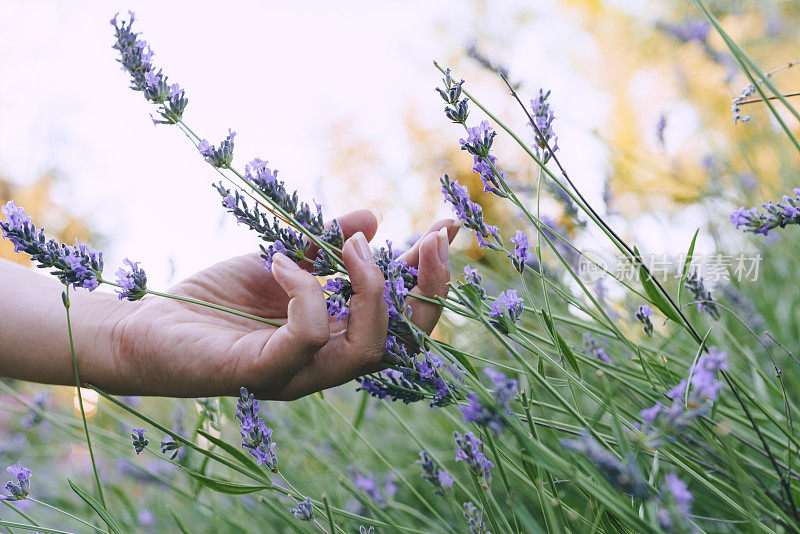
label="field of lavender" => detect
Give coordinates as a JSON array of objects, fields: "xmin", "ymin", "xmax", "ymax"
[{"xmin": 2, "ymin": 2, "xmax": 800, "ymax": 533}]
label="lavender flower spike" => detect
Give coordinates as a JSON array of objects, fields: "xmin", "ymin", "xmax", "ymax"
[
  {"xmin": 198, "ymin": 129, "xmax": 236, "ymax": 168},
  {"xmin": 416, "ymin": 450, "xmax": 454, "ymax": 496},
  {"xmin": 289, "ymin": 497, "xmax": 314, "ymax": 521},
  {"xmin": 656, "ymin": 473, "xmax": 694, "ymax": 532},
  {"xmin": 529, "ymin": 88, "xmax": 559, "ymax": 163},
  {"xmin": 0, "ymin": 463, "xmax": 32, "ymax": 501},
  {"xmin": 440, "ymin": 174, "xmax": 500, "ymax": 249},
  {"xmin": 635, "ymin": 304, "xmax": 654, "ymax": 336},
  {"xmin": 235, "ymin": 387, "xmax": 278, "ymax": 471},
  {"xmin": 131, "ymin": 428, "xmax": 149, "ymax": 454},
  {"xmin": 488, "ymin": 290, "xmax": 524, "ymax": 334},
  {"xmin": 461, "ymin": 369, "xmax": 518, "ymax": 435},
  {"xmin": 730, "ymin": 188, "xmax": 800, "ymax": 235},
  {"xmin": 683, "ymin": 271, "xmax": 720, "ymax": 319},
  {"xmin": 509, "ymin": 230, "xmax": 533, "ymax": 272},
  {"xmin": 115, "ymin": 258, "xmax": 147, "ymax": 301},
  {"xmin": 454, "ymin": 431, "xmax": 493, "ymax": 485}
]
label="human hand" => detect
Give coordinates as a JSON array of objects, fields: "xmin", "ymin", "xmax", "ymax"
[{"xmin": 83, "ymin": 210, "xmax": 460, "ymax": 399}]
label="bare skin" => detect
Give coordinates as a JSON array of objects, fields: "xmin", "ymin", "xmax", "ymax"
[{"xmin": 0, "ymin": 209, "xmax": 459, "ymax": 399}]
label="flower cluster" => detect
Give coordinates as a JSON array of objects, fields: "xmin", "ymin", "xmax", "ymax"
[
  {"xmin": 582, "ymin": 333, "xmax": 612, "ymax": 364},
  {"xmin": 349, "ymin": 468, "xmax": 397, "ymax": 505},
  {"xmin": 115, "ymin": 258, "xmax": 147, "ymax": 301},
  {"xmin": 683, "ymin": 271, "xmax": 720, "ymax": 319},
  {"xmin": 416, "ymin": 450, "xmax": 453, "ymax": 496},
  {"xmin": 529, "ymin": 89, "xmax": 558, "ymax": 163},
  {"xmin": 462, "ymin": 502, "xmax": 490, "ymax": 534},
  {"xmin": 111, "ymin": 12, "xmax": 187, "ymax": 124},
  {"xmin": 0, "ymin": 463, "xmax": 32, "ymax": 501},
  {"xmin": 460, "ymin": 120, "xmax": 507, "ymax": 196},
  {"xmin": 656, "ymin": 473, "xmax": 695, "ymax": 533},
  {"xmin": 199, "ymin": 130, "xmax": 237, "ymax": 168},
  {"xmin": 435, "ymin": 68, "xmax": 469, "ymax": 124},
  {"xmin": 488, "ymin": 290, "xmax": 524, "ymax": 334},
  {"xmin": 131, "ymin": 428, "xmax": 149, "ymax": 454},
  {"xmin": 1, "ymin": 201, "xmax": 104, "ymax": 291},
  {"xmin": 323, "ymin": 277, "xmax": 352, "ymax": 322},
  {"xmin": 441, "ymin": 175, "xmax": 500, "ymax": 249},
  {"xmin": 20, "ymin": 391, "xmax": 49, "ymax": 430},
  {"xmin": 635, "ymin": 304, "xmax": 654, "ymax": 336},
  {"xmin": 730, "ymin": 188, "xmax": 800, "ymax": 235},
  {"xmin": 235, "ymin": 387, "xmax": 278, "ymax": 471},
  {"xmin": 454, "ymin": 431, "xmax": 494, "ymax": 486},
  {"xmin": 639, "ymin": 348, "xmax": 728, "ymax": 444},
  {"xmin": 509, "ymin": 230, "xmax": 533, "ymax": 272},
  {"xmin": 289, "ymin": 497, "xmax": 314, "ymax": 521},
  {"xmin": 461, "ymin": 369, "xmax": 518, "ymax": 435},
  {"xmin": 357, "ymin": 369, "xmax": 426, "ymax": 404},
  {"xmin": 731, "ymin": 83, "xmax": 755, "ymax": 125},
  {"xmin": 160, "ymin": 409, "xmax": 187, "ymax": 460},
  {"xmin": 461, "ymin": 266, "xmax": 488, "ymax": 303},
  {"xmin": 562, "ymin": 433, "xmax": 650, "ymax": 499}
]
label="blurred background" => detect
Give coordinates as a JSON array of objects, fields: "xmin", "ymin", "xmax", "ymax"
[{"xmin": 2, "ymin": 0, "xmax": 800, "ymax": 531}]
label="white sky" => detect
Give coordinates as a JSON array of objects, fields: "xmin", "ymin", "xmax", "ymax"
[{"xmin": 0, "ymin": 0, "xmax": 702, "ymax": 289}]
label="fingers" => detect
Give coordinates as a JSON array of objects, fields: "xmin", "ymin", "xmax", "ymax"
[
  {"xmin": 405, "ymin": 227, "xmax": 451, "ymax": 335},
  {"xmin": 244, "ymin": 253, "xmax": 330, "ymax": 387},
  {"xmin": 399, "ymin": 219, "xmax": 460, "ymax": 267},
  {"xmin": 301, "ymin": 208, "xmax": 381, "ymax": 271},
  {"xmin": 278, "ymin": 232, "xmax": 388, "ymax": 397}
]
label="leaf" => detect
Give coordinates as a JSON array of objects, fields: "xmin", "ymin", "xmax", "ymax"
[
  {"xmin": 68, "ymin": 479, "xmax": 123, "ymax": 534},
  {"xmin": 170, "ymin": 508, "xmax": 192, "ymax": 534},
  {"xmin": 438, "ymin": 342, "xmax": 479, "ymax": 378},
  {"xmin": 178, "ymin": 465, "xmax": 270, "ymax": 495},
  {"xmin": 539, "ymin": 309, "xmax": 580, "ymax": 378},
  {"xmin": 678, "ymin": 229, "xmax": 700, "ymax": 307},
  {"xmin": 634, "ymin": 247, "xmax": 681, "ymax": 324},
  {"xmin": 459, "ymin": 282, "xmax": 484, "ymax": 308}
]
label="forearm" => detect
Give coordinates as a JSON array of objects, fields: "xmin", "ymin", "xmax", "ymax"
[{"xmin": 0, "ymin": 258, "xmax": 124, "ymax": 387}]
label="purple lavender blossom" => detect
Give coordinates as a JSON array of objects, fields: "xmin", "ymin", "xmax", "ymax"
[
  {"xmin": 562, "ymin": 433, "xmax": 649, "ymax": 499},
  {"xmin": 436, "ymin": 68, "xmax": 469, "ymax": 124},
  {"xmin": 324, "ymin": 277, "xmax": 352, "ymax": 322},
  {"xmin": 454, "ymin": 431, "xmax": 493, "ymax": 485},
  {"xmin": 111, "ymin": 12, "xmax": 187, "ymax": 123},
  {"xmin": 509, "ymin": 230, "xmax": 533, "ymax": 272},
  {"xmin": 656, "ymin": 473, "xmax": 694, "ymax": 531},
  {"xmin": 529, "ymin": 89, "xmax": 558, "ymax": 163},
  {"xmin": 115, "ymin": 258, "xmax": 147, "ymax": 301},
  {"xmin": 350, "ymin": 469, "xmax": 396, "ymax": 505},
  {"xmin": 440, "ymin": 175, "xmax": 500, "ymax": 249},
  {"xmin": 1, "ymin": 201, "xmax": 104, "ymax": 290},
  {"xmin": 460, "ymin": 120, "xmax": 506, "ymax": 195},
  {"xmin": 488, "ymin": 290, "xmax": 524, "ymax": 334},
  {"xmin": 460, "ymin": 369, "xmax": 518, "ymax": 435},
  {"xmin": 289, "ymin": 497, "xmax": 314, "ymax": 521},
  {"xmin": 731, "ymin": 83, "xmax": 755, "ymax": 125},
  {"xmin": 131, "ymin": 428, "xmax": 149, "ymax": 454},
  {"xmin": 462, "ymin": 502, "xmax": 489, "ymax": 534},
  {"xmin": 20, "ymin": 392, "xmax": 49, "ymax": 430},
  {"xmin": 198, "ymin": 129, "xmax": 236, "ymax": 168},
  {"xmin": 416, "ymin": 450, "xmax": 453, "ymax": 496},
  {"xmin": 235, "ymin": 387, "xmax": 278, "ymax": 471},
  {"xmin": 683, "ymin": 272, "xmax": 720, "ymax": 320},
  {"xmin": 635, "ymin": 304, "xmax": 654, "ymax": 336},
  {"xmin": 730, "ymin": 188, "xmax": 800, "ymax": 235},
  {"xmin": 582, "ymin": 333, "xmax": 612, "ymax": 364},
  {"xmin": 657, "ymin": 18, "xmax": 710, "ymax": 43},
  {"xmin": 0, "ymin": 463, "xmax": 32, "ymax": 501}
]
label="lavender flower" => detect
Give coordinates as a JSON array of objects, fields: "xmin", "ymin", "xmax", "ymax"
[
  {"xmin": 509, "ymin": 230, "xmax": 533, "ymax": 272},
  {"xmin": 730, "ymin": 188, "xmax": 800, "ymax": 235},
  {"xmin": 657, "ymin": 473, "xmax": 695, "ymax": 532},
  {"xmin": 115, "ymin": 258, "xmax": 147, "ymax": 301},
  {"xmin": 436, "ymin": 68, "xmax": 469, "ymax": 124},
  {"xmin": 131, "ymin": 428, "xmax": 149, "ymax": 454},
  {"xmin": 440, "ymin": 174, "xmax": 500, "ymax": 249},
  {"xmin": 198, "ymin": 129, "xmax": 236, "ymax": 168},
  {"xmin": 529, "ymin": 89, "xmax": 558, "ymax": 163},
  {"xmin": 0, "ymin": 463, "xmax": 32, "ymax": 501},
  {"xmin": 460, "ymin": 120, "xmax": 506, "ymax": 195},
  {"xmin": 323, "ymin": 277, "xmax": 352, "ymax": 322},
  {"xmin": 462, "ymin": 502, "xmax": 490, "ymax": 534},
  {"xmin": 416, "ymin": 451, "xmax": 453, "ymax": 496},
  {"xmin": 160, "ymin": 409, "xmax": 187, "ymax": 460},
  {"xmin": 635, "ymin": 304, "xmax": 654, "ymax": 336},
  {"xmin": 562, "ymin": 433, "xmax": 649, "ymax": 499},
  {"xmin": 289, "ymin": 497, "xmax": 314, "ymax": 521},
  {"xmin": 349, "ymin": 469, "xmax": 397, "ymax": 505},
  {"xmin": 488, "ymin": 290, "xmax": 524, "ymax": 334},
  {"xmin": 111, "ymin": 12, "xmax": 187, "ymax": 124},
  {"xmin": 656, "ymin": 19, "xmax": 710, "ymax": 43},
  {"xmin": 582, "ymin": 333, "xmax": 612, "ymax": 364},
  {"xmin": 683, "ymin": 271, "xmax": 720, "ymax": 319},
  {"xmin": 1, "ymin": 201, "xmax": 104, "ymax": 290},
  {"xmin": 454, "ymin": 432, "xmax": 493, "ymax": 485},
  {"xmin": 357, "ymin": 369, "xmax": 426, "ymax": 405},
  {"xmin": 460, "ymin": 369, "xmax": 518, "ymax": 435},
  {"xmin": 360, "ymin": 527, "xmax": 375, "ymax": 534},
  {"xmin": 731, "ymin": 83, "xmax": 755, "ymax": 125},
  {"xmin": 235, "ymin": 387, "xmax": 278, "ymax": 471},
  {"xmin": 20, "ymin": 392, "xmax": 49, "ymax": 430}
]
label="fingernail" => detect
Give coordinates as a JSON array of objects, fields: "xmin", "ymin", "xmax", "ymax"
[
  {"xmin": 353, "ymin": 232, "xmax": 373, "ymax": 263},
  {"xmin": 447, "ymin": 219, "xmax": 462, "ymax": 232},
  {"xmin": 272, "ymin": 253, "xmax": 299, "ymax": 271},
  {"xmin": 437, "ymin": 227, "xmax": 449, "ymax": 264},
  {"xmin": 368, "ymin": 207, "xmax": 383, "ymax": 225}
]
